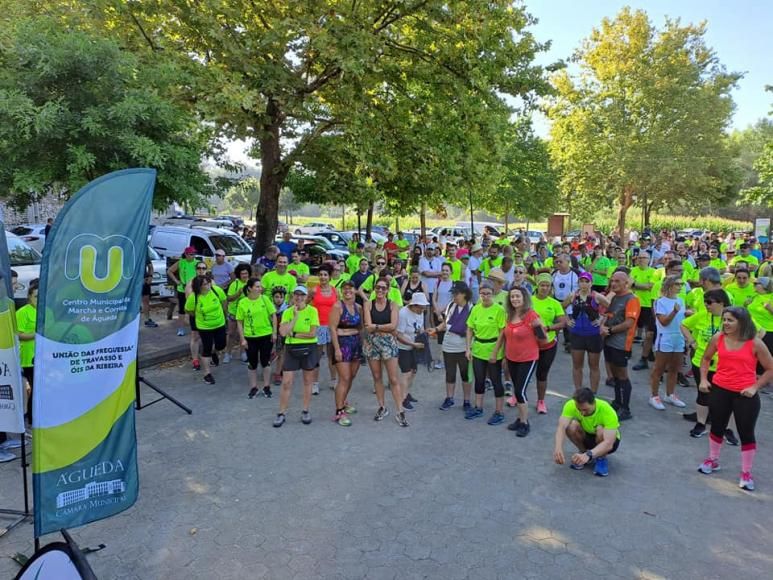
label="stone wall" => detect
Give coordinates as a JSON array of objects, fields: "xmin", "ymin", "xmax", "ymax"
[{"xmin": 0, "ymin": 196, "xmax": 64, "ymax": 227}]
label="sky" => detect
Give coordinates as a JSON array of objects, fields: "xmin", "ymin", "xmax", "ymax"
[
  {"xmin": 226, "ymin": 0, "xmax": 771, "ymax": 164},
  {"xmin": 526, "ymin": 0, "xmax": 772, "ymax": 136}
]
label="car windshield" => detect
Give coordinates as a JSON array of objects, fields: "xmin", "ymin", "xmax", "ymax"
[
  {"xmin": 11, "ymin": 226, "xmax": 33, "ymax": 236},
  {"xmin": 7, "ymin": 236, "xmax": 42, "ymax": 266},
  {"xmin": 147, "ymin": 246, "xmax": 161, "ymax": 260},
  {"xmin": 210, "ymin": 235, "xmax": 251, "ymax": 255}
]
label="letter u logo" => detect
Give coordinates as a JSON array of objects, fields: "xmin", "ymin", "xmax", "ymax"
[{"xmin": 80, "ymin": 245, "xmax": 124, "ymax": 293}]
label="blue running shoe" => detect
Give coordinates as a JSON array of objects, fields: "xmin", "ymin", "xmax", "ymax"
[
  {"xmin": 569, "ymin": 463, "xmax": 585, "ymax": 471},
  {"xmin": 463, "ymin": 400, "xmax": 471, "ymax": 410},
  {"xmin": 439, "ymin": 397, "xmax": 455, "ymax": 411},
  {"xmin": 403, "ymin": 399, "xmax": 415, "ymax": 412},
  {"xmin": 487, "ymin": 412, "xmax": 505, "ymax": 425},
  {"xmin": 465, "ymin": 407, "xmax": 484, "ymax": 420},
  {"xmin": 593, "ymin": 457, "xmax": 609, "ymax": 477}
]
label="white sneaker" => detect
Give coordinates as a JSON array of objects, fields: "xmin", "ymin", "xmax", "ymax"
[
  {"xmin": 329, "ymin": 380, "xmax": 337, "ymax": 390},
  {"xmin": 223, "ymin": 353, "xmax": 232, "ymax": 364},
  {"xmin": 649, "ymin": 395, "xmax": 666, "ymax": 410},
  {"xmin": 240, "ymin": 351, "xmax": 248, "ymax": 363},
  {"xmin": 434, "ymin": 360, "xmax": 444, "ymax": 369},
  {"xmin": 0, "ymin": 438, "xmax": 22, "ymax": 450},
  {"xmin": 663, "ymin": 394, "xmax": 686, "ymax": 408},
  {"xmin": 312, "ymin": 382, "xmax": 320, "ymax": 395},
  {"xmin": 0, "ymin": 450, "xmax": 15, "ymax": 462}
]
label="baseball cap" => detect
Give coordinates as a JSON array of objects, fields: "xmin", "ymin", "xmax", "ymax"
[
  {"xmin": 183, "ymin": 246, "xmax": 196, "ymax": 255},
  {"xmin": 579, "ymin": 272, "xmax": 593, "ymax": 282},
  {"xmin": 215, "ymin": 249, "xmax": 226, "ymax": 256},
  {"xmin": 293, "ymin": 285, "xmax": 308, "ymax": 295}
]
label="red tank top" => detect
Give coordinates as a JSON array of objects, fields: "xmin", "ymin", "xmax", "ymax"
[
  {"xmin": 712, "ymin": 334, "xmax": 757, "ymax": 392},
  {"xmin": 311, "ymin": 287, "xmax": 338, "ymax": 325}
]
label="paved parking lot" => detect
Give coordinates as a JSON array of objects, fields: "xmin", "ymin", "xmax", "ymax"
[{"xmin": 2, "ymin": 344, "xmax": 773, "ymax": 579}]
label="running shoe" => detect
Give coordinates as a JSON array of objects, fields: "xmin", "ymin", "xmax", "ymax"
[
  {"xmin": 312, "ymin": 382, "xmax": 320, "ymax": 395},
  {"xmin": 504, "ymin": 381, "xmax": 514, "ymax": 396},
  {"xmin": 485, "ymin": 378, "xmax": 493, "ymax": 391},
  {"xmin": 144, "ymin": 319, "xmax": 159, "ymax": 328},
  {"xmin": 663, "ymin": 394, "xmax": 686, "ymax": 408},
  {"xmin": 211, "ymin": 351, "xmax": 219, "ymax": 366},
  {"xmin": 605, "ymin": 377, "xmax": 615, "ymax": 387},
  {"xmin": 273, "ymin": 373, "xmax": 282, "ymax": 386},
  {"xmin": 330, "ymin": 380, "xmax": 337, "ymax": 390},
  {"xmin": 407, "ymin": 393, "xmax": 418, "ymax": 403},
  {"xmin": 633, "ymin": 336, "xmax": 642, "ymax": 344},
  {"xmin": 689, "ymin": 423, "xmax": 707, "ymax": 438},
  {"xmin": 507, "ymin": 418, "xmax": 522, "ymax": 431},
  {"xmin": 515, "ymin": 421, "xmax": 531, "ymax": 438},
  {"xmin": 682, "ymin": 412, "xmax": 698, "ymax": 422},
  {"xmin": 698, "ymin": 458, "xmax": 720, "ymax": 474},
  {"xmin": 241, "ymin": 351, "xmax": 248, "ymax": 363},
  {"xmin": 192, "ymin": 358, "xmax": 200, "ymax": 371},
  {"xmin": 739, "ymin": 472, "xmax": 755, "ymax": 491},
  {"xmin": 344, "ymin": 402, "xmax": 357, "ymax": 414},
  {"xmin": 439, "ymin": 397, "xmax": 455, "ymax": 411},
  {"xmin": 677, "ymin": 373, "xmax": 690, "ymax": 387},
  {"xmin": 176, "ymin": 328, "xmax": 185, "ymax": 337},
  {"xmin": 248, "ymin": 387, "xmax": 259, "ymax": 399},
  {"xmin": 464, "ymin": 407, "xmax": 484, "ymax": 420},
  {"xmin": 487, "ymin": 411, "xmax": 505, "ymax": 426},
  {"xmin": 632, "ymin": 359, "xmax": 648, "ymax": 371},
  {"xmin": 335, "ymin": 411, "xmax": 352, "ymax": 427},
  {"xmin": 593, "ymin": 457, "xmax": 609, "ymax": 477},
  {"xmin": 301, "ymin": 410, "xmax": 312, "ymax": 425},
  {"xmin": 203, "ymin": 373, "xmax": 216, "ymax": 385},
  {"xmin": 649, "ymin": 395, "xmax": 665, "ymax": 410},
  {"xmin": 0, "ymin": 450, "xmax": 15, "ymax": 463},
  {"xmin": 273, "ymin": 413, "xmax": 286, "ymax": 428},
  {"xmin": 724, "ymin": 429, "xmax": 739, "ymax": 446},
  {"xmin": 536, "ymin": 400, "xmax": 548, "ymax": 414},
  {"xmin": 223, "ymin": 353, "xmax": 232, "ymax": 364},
  {"xmin": 395, "ymin": 412, "xmax": 409, "ymax": 427},
  {"xmin": 506, "ymin": 395, "xmax": 517, "ymax": 407},
  {"xmin": 463, "ymin": 400, "xmax": 471, "ymax": 410},
  {"xmin": 402, "ymin": 399, "xmax": 415, "ymax": 412},
  {"xmin": 434, "ymin": 360, "xmax": 444, "ymax": 369},
  {"xmin": 0, "ymin": 438, "xmax": 22, "ymax": 450},
  {"xmin": 263, "ymin": 386, "xmax": 273, "ymax": 398},
  {"xmin": 617, "ymin": 409, "xmax": 633, "ymax": 421},
  {"xmin": 374, "ymin": 407, "xmax": 389, "ymax": 421},
  {"xmin": 569, "ymin": 462, "xmax": 585, "ymax": 471}
]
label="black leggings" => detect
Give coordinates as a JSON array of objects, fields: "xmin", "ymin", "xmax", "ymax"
[
  {"xmin": 23, "ymin": 366, "xmax": 34, "ymax": 422},
  {"xmin": 472, "ymin": 357, "xmax": 503, "ymax": 396},
  {"xmin": 443, "ymin": 351, "xmax": 469, "ymax": 384},
  {"xmin": 536, "ymin": 343, "xmax": 558, "ymax": 381},
  {"xmin": 507, "ymin": 359, "xmax": 538, "ymax": 404},
  {"xmin": 709, "ymin": 384, "xmax": 760, "ymax": 446},
  {"xmin": 692, "ymin": 364, "xmax": 713, "ymax": 407},
  {"xmin": 246, "ymin": 335, "xmax": 274, "ymax": 370},
  {"xmin": 199, "ymin": 325, "xmax": 227, "ymax": 357}
]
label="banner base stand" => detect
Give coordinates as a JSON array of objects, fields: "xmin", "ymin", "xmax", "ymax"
[
  {"xmin": 18, "ymin": 529, "xmax": 99, "ymax": 580},
  {"xmin": 0, "ymin": 436, "xmax": 31, "ymax": 538},
  {"xmin": 135, "ymin": 375, "xmax": 192, "ymax": 415}
]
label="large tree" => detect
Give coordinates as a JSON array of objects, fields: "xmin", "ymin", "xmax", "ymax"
[
  {"xmin": 102, "ymin": 0, "xmax": 551, "ymax": 258},
  {"xmin": 546, "ymin": 8, "xmax": 741, "ymax": 236},
  {"xmin": 0, "ymin": 11, "xmax": 215, "ymax": 210}
]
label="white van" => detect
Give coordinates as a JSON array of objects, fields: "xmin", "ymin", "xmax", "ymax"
[
  {"xmin": 149, "ymin": 225, "xmax": 253, "ymax": 264},
  {"xmin": 5, "ymin": 231, "xmax": 41, "ymax": 303}
]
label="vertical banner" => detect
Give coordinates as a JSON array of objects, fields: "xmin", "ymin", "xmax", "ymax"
[
  {"xmin": 32, "ymin": 169, "xmax": 156, "ymax": 537},
  {"xmin": 0, "ymin": 274, "xmax": 25, "ymax": 434}
]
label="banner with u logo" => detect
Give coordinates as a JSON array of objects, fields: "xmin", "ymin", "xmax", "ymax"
[{"xmin": 32, "ymin": 169, "xmax": 155, "ymax": 537}]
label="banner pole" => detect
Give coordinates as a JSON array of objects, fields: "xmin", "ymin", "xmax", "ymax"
[{"xmin": 21, "ymin": 436, "xmax": 30, "ymax": 515}]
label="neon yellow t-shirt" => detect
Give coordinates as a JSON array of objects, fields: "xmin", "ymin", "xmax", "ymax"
[
  {"xmin": 682, "ymin": 311, "xmax": 720, "ymax": 370},
  {"xmin": 709, "ymin": 258, "xmax": 727, "ymax": 272},
  {"xmin": 748, "ymin": 292, "xmax": 773, "ymax": 332},
  {"xmin": 467, "ymin": 302, "xmax": 506, "ymax": 360},
  {"xmin": 226, "ymin": 279, "xmax": 246, "ymax": 316},
  {"xmin": 480, "ymin": 256, "xmax": 503, "ymax": 277},
  {"xmin": 261, "ymin": 271, "xmax": 297, "ymax": 300},
  {"xmin": 561, "ymin": 399, "xmax": 620, "ymax": 439},
  {"xmin": 185, "ymin": 286, "xmax": 226, "ymax": 330},
  {"xmin": 346, "ymin": 254, "xmax": 365, "ymax": 274},
  {"xmin": 532, "ymin": 295, "xmax": 565, "ymax": 343},
  {"xmin": 282, "ymin": 305, "xmax": 319, "ymax": 345},
  {"xmin": 236, "ymin": 295, "xmax": 277, "ymax": 337},
  {"xmin": 16, "ymin": 304, "xmax": 36, "ymax": 368},
  {"xmin": 726, "ymin": 282, "xmax": 756, "ymax": 307},
  {"xmin": 447, "ymin": 259, "xmax": 462, "ymax": 281},
  {"xmin": 630, "ymin": 266, "xmax": 655, "ymax": 308}
]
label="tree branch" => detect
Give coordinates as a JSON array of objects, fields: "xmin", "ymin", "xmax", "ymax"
[
  {"xmin": 383, "ymin": 39, "xmax": 467, "ymax": 82},
  {"xmin": 283, "ymin": 119, "xmax": 342, "ymax": 169},
  {"xmin": 374, "ymin": 1, "xmax": 429, "ymax": 33},
  {"xmin": 298, "ymin": 65, "xmax": 342, "ymax": 95},
  {"xmin": 128, "ymin": 11, "xmax": 160, "ymax": 52}
]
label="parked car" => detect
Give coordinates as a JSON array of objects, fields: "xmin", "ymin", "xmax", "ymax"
[
  {"xmin": 218, "ymin": 215, "xmax": 245, "ymax": 228},
  {"xmin": 274, "ymin": 234, "xmax": 348, "ymax": 261},
  {"xmin": 150, "ymin": 225, "xmax": 253, "ymax": 263},
  {"xmin": 370, "ymin": 225, "xmax": 390, "ymax": 237},
  {"xmin": 147, "ymin": 245, "xmax": 173, "ymax": 298},
  {"xmin": 524, "ymin": 230, "xmax": 546, "ymax": 245},
  {"xmin": 5, "ymin": 231, "xmax": 41, "ymax": 303},
  {"xmin": 292, "ymin": 222, "xmax": 335, "ymax": 235},
  {"xmin": 342, "ymin": 231, "xmax": 387, "ymax": 245},
  {"xmin": 314, "ymin": 230, "xmax": 351, "ymax": 251},
  {"xmin": 11, "ymin": 224, "xmax": 47, "ymax": 253}
]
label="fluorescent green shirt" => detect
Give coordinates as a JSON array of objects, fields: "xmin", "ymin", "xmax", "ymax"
[
  {"xmin": 346, "ymin": 253, "xmax": 365, "ymax": 274},
  {"xmin": 236, "ymin": 295, "xmax": 276, "ymax": 337},
  {"xmin": 726, "ymin": 282, "xmax": 756, "ymax": 307},
  {"xmin": 748, "ymin": 292, "xmax": 773, "ymax": 332},
  {"xmin": 630, "ymin": 266, "xmax": 656, "ymax": 308},
  {"xmin": 282, "ymin": 305, "xmax": 319, "ymax": 345},
  {"xmin": 467, "ymin": 302, "xmax": 506, "ymax": 360},
  {"xmin": 261, "ymin": 271, "xmax": 297, "ymax": 300},
  {"xmin": 480, "ymin": 256, "xmax": 503, "ymax": 277},
  {"xmin": 289, "ymin": 261, "xmax": 310, "ymax": 278},
  {"xmin": 590, "ymin": 257, "xmax": 612, "ymax": 287},
  {"xmin": 532, "ymin": 295, "xmax": 565, "ymax": 343},
  {"xmin": 561, "ymin": 399, "xmax": 620, "ymax": 440},
  {"xmin": 185, "ymin": 286, "xmax": 226, "ymax": 330},
  {"xmin": 226, "ymin": 279, "xmax": 246, "ymax": 316},
  {"xmin": 177, "ymin": 258, "xmax": 197, "ymax": 293},
  {"xmin": 709, "ymin": 258, "xmax": 727, "ymax": 272},
  {"xmin": 16, "ymin": 304, "xmax": 36, "ymax": 368},
  {"xmin": 682, "ymin": 311, "xmax": 720, "ymax": 370},
  {"xmin": 447, "ymin": 258, "xmax": 463, "ymax": 281}
]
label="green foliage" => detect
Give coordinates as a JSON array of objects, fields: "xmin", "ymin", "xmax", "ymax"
[
  {"xmin": 592, "ymin": 210, "xmax": 749, "ymax": 235},
  {"xmin": 546, "ymin": 8, "xmax": 741, "ymax": 234},
  {"xmin": 224, "ymin": 177, "xmax": 261, "ymax": 217},
  {"xmin": 0, "ymin": 12, "xmax": 215, "ymax": 210},
  {"xmin": 732, "ymin": 115, "xmax": 773, "ymax": 207}
]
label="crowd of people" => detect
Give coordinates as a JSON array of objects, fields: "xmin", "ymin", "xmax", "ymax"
[
  {"xmin": 158, "ymin": 226, "xmax": 773, "ymax": 487},
  {"xmin": 7, "ymin": 226, "xmax": 767, "ymax": 490}
]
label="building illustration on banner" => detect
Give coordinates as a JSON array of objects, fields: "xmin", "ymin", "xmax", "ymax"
[
  {"xmin": 0, "ymin": 384, "xmax": 13, "ymax": 400},
  {"xmin": 56, "ymin": 479, "xmax": 126, "ymax": 508}
]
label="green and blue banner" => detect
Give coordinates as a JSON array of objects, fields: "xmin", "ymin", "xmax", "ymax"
[{"xmin": 32, "ymin": 169, "xmax": 155, "ymax": 537}]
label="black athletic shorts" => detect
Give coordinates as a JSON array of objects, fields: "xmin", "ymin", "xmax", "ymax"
[
  {"xmin": 603, "ymin": 345, "xmax": 630, "ymax": 368},
  {"xmin": 177, "ymin": 291, "xmax": 187, "ymax": 314},
  {"xmin": 570, "ymin": 333, "xmax": 603, "ymax": 353},
  {"xmin": 637, "ymin": 306, "xmax": 652, "ymax": 330},
  {"xmin": 283, "ymin": 343, "xmax": 321, "ymax": 372},
  {"xmin": 142, "ymin": 283, "xmax": 151, "ymax": 297},
  {"xmin": 398, "ymin": 349, "xmax": 419, "ymax": 373},
  {"xmin": 582, "ymin": 433, "xmax": 620, "ymax": 455}
]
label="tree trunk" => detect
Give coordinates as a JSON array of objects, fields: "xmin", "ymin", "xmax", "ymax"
[
  {"xmin": 644, "ymin": 200, "xmax": 655, "ymax": 229},
  {"xmin": 615, "ymin": 186, "xmax": 635, "ymax": 242},
  {"xmin": 252, "ymin": 98, "xmax": 287, "ymax": 262},
  {"xmin": 341, "ymin": 205, "xmax": 346, "ymax": 231},
  {"xmin": 357, "ymin": 209, "xmax": 362, "ymax": 234},
  {"xmin": 420, "ymin": 203, "xmax": 427, "ymax": 239},
  {"xmin": 504, "ymin": 200, "xmax": 509, "ymax": 233},
  {"xmin": 366, "ymin": 202, "xmax": 374, "ymax": 238}
]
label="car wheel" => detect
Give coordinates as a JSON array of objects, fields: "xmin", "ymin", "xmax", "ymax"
[{"xmin": 295, "ymin": 229, "xmax": 302, "ymax": 235}]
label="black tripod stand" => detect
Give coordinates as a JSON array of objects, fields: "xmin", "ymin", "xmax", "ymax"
[{"xmin": 135, "ymin": 373, "xmax": 192, "ymax": 415}]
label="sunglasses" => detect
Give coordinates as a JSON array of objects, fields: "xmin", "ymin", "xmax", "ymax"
[
  {"xmin": 515, "ymin": 269, "xmax": 525, "ymax": 274},
  {"xmin": 375, "ymin": 285, "xmax": 388, "ymax": 291},
  {"xmin": 377, "ymin": 262, "xmax": 386, "ymax": 266},
  {"xmin": 196, "ymin": 266, "xmax": 207, "ymax": 271}
]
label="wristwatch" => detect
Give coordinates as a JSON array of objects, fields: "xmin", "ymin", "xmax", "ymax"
[{"xmin": 585, "ymin": 450, "xmax": 594, "ymax": 460}]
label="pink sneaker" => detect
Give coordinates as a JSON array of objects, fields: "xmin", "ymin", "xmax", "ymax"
[
  {"xmin": 739, "ymin": 472, "xmax": 755, "ymax": 491},
  {"xmin": 698, "ymin": 458, "xmax": 720, "ymax": 474},
  {"xmin": 537, "ymin": 400, "xmax": 548, "ymax": 414},
  {"xmin": 506, "ymin": 396, "xmax": 517, "ymax": 407}
]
